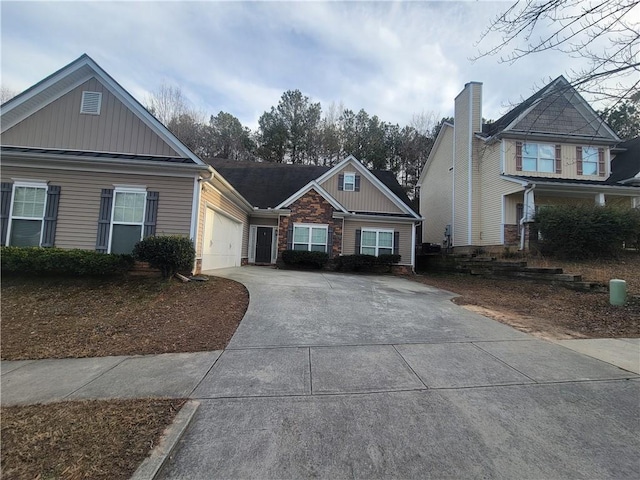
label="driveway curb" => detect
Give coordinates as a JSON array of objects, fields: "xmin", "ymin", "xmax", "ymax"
[{"xmin": 130, "ymin": 400, "xmax": 199, "ymax": 480}]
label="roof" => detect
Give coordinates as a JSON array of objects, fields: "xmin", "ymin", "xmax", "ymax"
[
  {"xmin": 1, "ymin": 145, "xmax": 194, "ymax": 163},
  {"xmin": 482, "ymin": 76, "xmax": 619, "ymax": 142},
  {"xmin": 607, "ymin": 137, "xmax": 640, "ymax": 184},
  {"xmin": 505, "ymin": 174, "xmax": 639, "ymax": 189},
  {"xmin": 207, "ymin": 159, "xmax": 415, "ymax": 211}
]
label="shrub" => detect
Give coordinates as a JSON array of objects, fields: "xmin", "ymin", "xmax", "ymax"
[
  {"xmin": 133, "ymin": 235, "xmax": 195, "ymax": 278},
  {"xmin": 281, "ymin": 250, "xmax": 329, "ymax": 269},
  {"xmin": 535, "ymin": 205, "xmax": 640, "ymax": 260},
  {"xmin": 336, "ymin": 253, "xmax": 401, "ymax": 272},
  {"xmin": 0, "ymin": 246, "xmax": 134, "ymax": 276}
]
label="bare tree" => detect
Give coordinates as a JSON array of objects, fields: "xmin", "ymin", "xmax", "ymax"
[
  {"xmin": 145, "ymin": 82, "xmax": 190, "ymax": 126},
  {"xmin": 474, "ymin": 0, "xmax": 640, "ymax": 104},
  {"xmin": 1, "ymin": 86, "xmax": 18, "ymax": 104}
]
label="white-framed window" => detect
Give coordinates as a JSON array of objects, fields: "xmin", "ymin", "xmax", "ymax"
[
  {"xmin": 343, "ymin": 172, "xmax": 356, "ymax": 191},
  {"xmin": 361, "ymin": 229, "xmax": 393, "ymax": 256},
  {"xmin": 582, "ymin": 146, "xmax": 599, "ymax": 175},
  {"xmin": 522, "ymin": 143, "xmax": 554, "ymax": 173},
  {"xmin": 8, "ymin": 182, "xmax": 48, "ymax": 247},
  {"xmin": 109, "ymin": 187, "xmax": 147, "ymax": 254},
  {"xmin": 293, "ymin": 224, "xmax": 328, "ymax": 252}
]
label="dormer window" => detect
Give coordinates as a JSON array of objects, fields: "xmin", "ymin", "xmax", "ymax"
[
  {"xmin": 81, "ymin": 91, "xmax": 102, "ymax": 115},
  {"xmin": 339, "ymin": 172, "xmax": 360, "ymax": 192},
  {"xmin": 523, "ymin": 143, "xmax": 554, "ymax": 173},
  {"xmin": 581, "ymin": 146, "xmax": 598, "ymax": 175}
]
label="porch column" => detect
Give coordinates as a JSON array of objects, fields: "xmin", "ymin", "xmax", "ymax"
[
  {"xmin": 520, "ymin": 186, "xmax": 535, "ymax": 250},
  {"xmin": 633, "ymin": 197, "xmax": 640, "ymax": 209},
  {"xmin": 595, "ymin": 192, "xmax": 606, "ymax": 206}
]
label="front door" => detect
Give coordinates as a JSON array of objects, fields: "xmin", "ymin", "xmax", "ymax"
[{"xmin": 255, "ymin": 227, "xmax": 273, "ymax": 263}]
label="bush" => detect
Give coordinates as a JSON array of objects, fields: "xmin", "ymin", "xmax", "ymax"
[
  {"xmin": 0, "ymin": 247, "xmax": 134, "ymax": 276},
  {"xmin": 281, "ymin": 250, "xmax": 329, "ymax": 269},
  {"xmin": 336, "ymin": 253, "xmax": 401, "ymax": 272},
  {"xmin": 535, "ymin": 205, "xmax": 640, "ymax": 259},
  {"xmin": 133, "ymin": 235, "xmax": 195, "ymax": 278}
]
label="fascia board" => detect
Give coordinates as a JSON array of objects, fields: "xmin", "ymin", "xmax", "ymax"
[
  {"xmin": 500, "ymin": 175, "xmax": 530, "ymax": 186},
  {"xmin": 345, "ymin": 213, "xmax": 422, "ymax": 223},
  {"xmin": 274, "ymin": 180, "xmax": 349, "ymax": 213}
]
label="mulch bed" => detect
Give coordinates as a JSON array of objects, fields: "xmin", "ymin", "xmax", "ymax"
[
  {"xmin": 1, "ymin": 275, "xmax": 249, "ymax": 360},
  {"xmin": 1, "ymin": 399, "xmax": 185, "ymax": 480}
]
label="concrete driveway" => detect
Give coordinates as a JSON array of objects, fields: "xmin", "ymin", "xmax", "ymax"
[{"xmin": 159, "ymin": 267, "xmax": 639, "ymax": 479}]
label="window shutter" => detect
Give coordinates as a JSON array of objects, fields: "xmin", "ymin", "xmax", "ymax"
[
  {"xmin": 286, "ymin": 223, "xmax": 293, "ymax": 250},
  {"xmin": 555, "ymin": 145, "xmax": 562, "ymax": 174},
  {"xmin": 393, "ymin": 231, "xmax": 400, "ymax": 256},
  {"xmin": 355, "ymin": 228, "xmax": 361, "ymax": 253},
  {"xmin": 598, "ymin": 148, "xmax": 605, "ymax": 177},
  {"xmin": 143, "ymin": 191, "xmax": 159, "ymax": 237},
  {"xmin": 338, "ymin": 174, "xmax": 344, "ymax": 191},
  {"xmin": 355, "ymin": 175, "xmax": 361, "ymax": 192},
  {"xmin": 41, "ymin": 185, "xmax": 61, "ymax": 247},
  {"xmin": 576, "ymin": 146, "xmax": 583, "ymax": 175},
  {"xmin": 0, "ymin": 182, "xmax": 13, "ymax": 246},
  {"xmin": 327, "ymin": 227, "xmax": 333, "ymax": 258},
  {"xmin": 516, "ymin": 141, "xmax": 523, "ymax": 171},
  {"xmin": 96, "ymin": 189, "xmax": 114, "ymax": 253}
]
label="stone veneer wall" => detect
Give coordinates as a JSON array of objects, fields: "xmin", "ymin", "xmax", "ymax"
[{"xmin": 277, "ymin": 189, "xmax": 343, "ymax": 258}]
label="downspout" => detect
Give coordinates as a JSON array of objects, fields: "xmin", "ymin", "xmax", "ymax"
[
  {"xmin": 411, "ymin": 221, "xmax": 417, "ymax": 272},
  {"xmin": 520, "ymin": 184, "xmax": 535, "ymax": 251}
]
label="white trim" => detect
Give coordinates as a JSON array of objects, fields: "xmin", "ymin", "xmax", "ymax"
[
  {"xmin": 343, "ymin": 172, "xmax": 356, "ymax": 191},
  {"xmin": 360, "ymin": 228, "xmax": 394, "ymax": 256},
  {"xmin": 249, "ymin": 224, "xmax": 277, "ymax": 263},
  {"xmin": 411, "ymin": 222, "xmax": 416, "ymax": 270},
  {"xmin": 190, "ymin": 175, "xmax": 200, "ymax": 241},
  {"xmin": 418, "ymin": 122, "xmax": 453, "ymax": 184},
  {"xmin": 500, "ymin": 194, "xmax": 506, "ymax": 245},
  {"xmin": 107, "ymin": 187, "xmax": 147, "ymax": 254},
  {"xmin": 6, "ymin": 181, "xmax": 49, "ymax": 247},
  {"xmin": 275, "ymin": 180, "xmax": 348, "ymax": 213},
  {"xmin": 292, "ymin": 223, "xmax": 329, "ymax": 252},
  {"xmin": 467, "ymin": 83, "xmax": 473, "ymax": 246},
  {"xmin": 500, "ymin": 139, "xmax": 505, "ymax": 174},
  {"xmin": 452, "ymin": 120, "xmax": 456, "ymax": 246}
]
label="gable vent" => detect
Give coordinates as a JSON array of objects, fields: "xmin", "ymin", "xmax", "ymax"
[{"xmin": 80, "ymin": 91, "xmax": 102, "ymax": 115}]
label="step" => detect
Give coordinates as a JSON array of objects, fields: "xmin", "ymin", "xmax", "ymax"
[{"xmin": 493, "ymin": 271, "xmax": 582, "ymax": 282}]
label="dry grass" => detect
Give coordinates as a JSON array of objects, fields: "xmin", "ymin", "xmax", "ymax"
[
  {"xmin": 1, "ymin": 275, "xmax": 248, "ymax": 360},
  {"xmin": 1, "ymin": 398, "xmax": 186, "ymax": 480}
]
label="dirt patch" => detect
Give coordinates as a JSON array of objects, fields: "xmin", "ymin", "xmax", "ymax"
[
  {"xmin": 1, "ymin": 275, "xmax": 249, "ymax": 360},
  {"xmin": 1, "ymin": 398, "xmax": 185, "ymax": 480}
]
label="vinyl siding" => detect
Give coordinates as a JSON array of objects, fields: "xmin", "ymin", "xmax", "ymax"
[
  {"xmin": 197, "ymin": 183, "xmax": 249, "ymax": 258},
  {"xmin": 453, "ymin": 87, "xmax": 471, "ymax": 246},
  {"xmin": 320, "ymin": 160, "xmax": 404, "ymax": 214},
  {"xmin": 249, "ymin": 217, "xmax": 278, "ymax": 227},
  {"xmin": 342, "ymin": 219, "xmax": 413, "ymax": 266},
  {"xmin": 1, "ymin": 165, "xmax": 194, "ymax": 250},
  {"xmin": 419, "ymin": 125, "xmax": 453, "ymax": 244},
  {"xmin": 504, "ymin": 140, "xmax": 610, "ymax": 180},
  {"xmin": 2, "ymin": 78, "xmax": 180, "ymax": 157}
]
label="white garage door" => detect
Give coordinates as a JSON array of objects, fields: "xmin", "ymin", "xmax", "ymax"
[{"xmin": 202, "ymin": 208, "xmax": 242, "ymax": 270}]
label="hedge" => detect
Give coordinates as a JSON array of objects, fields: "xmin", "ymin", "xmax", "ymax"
[
  {"xmin": 535, "ymin": 205, "xmax": 640, "ymax": 259},
  {"xmin": 0, "ymin": 247, "xmax": 134, "ymax": 276},
  {"xmin": 133, "ymin": 235, "xmax": 195, "ymax": 278},
  {"xmin": 281, "ymin": 250, "xmax": 329, "ymax": 269},
  {"xmin": 336, "ymin": 253, "xmax": 401, "ymax": 272}
]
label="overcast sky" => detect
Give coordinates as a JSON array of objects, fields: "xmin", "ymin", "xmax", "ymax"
[{"xmin": 0, "ymin": 1, "xmax": 618, "ymax": 130}]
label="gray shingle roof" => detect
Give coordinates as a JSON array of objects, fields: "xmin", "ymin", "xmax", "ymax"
[{"xmin": 608, "ymin": 137, "xmax": 640, "ymax": 184}]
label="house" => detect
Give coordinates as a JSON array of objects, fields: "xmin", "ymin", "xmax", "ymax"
[
  {"xmin": 1, "ymin": 54, "xmax": 421, "ymax": 273},
  {"xmin": 609, "ymin": 137, "xmax": 640, "ymax": 186},
  {"xmin": 208, "ymin": 157, "xmax": 422, "ymax": 273},
  {"xmin": 0, "ymin": 54, "xmax": 253, "ymax": 272},
  {"xmin": 418, "ymin": 76, "xmax": 640, "ymax": 252}
]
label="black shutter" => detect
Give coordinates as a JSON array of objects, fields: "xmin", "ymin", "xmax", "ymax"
[
  {"xmin": 393, "ymin": 231, "xmax": 400, "ymax": 256},
  {"xmin": 355, "ymin": 228, "xmax": 361, "ymax": 254},
  {"xmin": 0, "ymin": 182, "xmax": 13, "ymax": 246},
  {"xmin": 286, "ymin": 223, "xmax": 293, "ymax": 250},
  {"xmin": 96, "ymin": 189, "xmax": 114, "ymax": 253},
  {"xmin": 338, "ymin": 174, "xmax": 344, "ymax": 191},
  {"xmin": 327, "ymin": 227, "xmax": 333, "ymax": 258},
  {"xmin": 41, "ymin": 185, "xmax": 61, "ymax": 247},
  {"xmin": 143, "ymin": 191, "xmax": 159, "ymax": 237},
  {"xmin": 355, "ymin": 175, "xmax": 361, "ymax": 192}
]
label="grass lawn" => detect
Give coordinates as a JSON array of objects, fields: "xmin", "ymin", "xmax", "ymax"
[
  {"xmin": 414, "ymin": 252, "xmax": 640, "ymax": 339},
  {"xmin": 1, "ymin": 274, "xmax": 249, "ymax": 360},
  {"xmin": 1, "ymin": 399, "xmax": 185, "ymax": 480}
]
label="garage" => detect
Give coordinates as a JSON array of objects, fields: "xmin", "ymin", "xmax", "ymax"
[{"xmin": 202, "ymin": 207, "xmax": 242, "ymax": 270}]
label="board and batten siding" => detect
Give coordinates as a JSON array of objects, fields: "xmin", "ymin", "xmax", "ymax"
[
  {"xmin": 420, "ymin": 125, "xmax": 453, "ymax": 245},
  {"xmin": 2, "ymin": 78, "xmax": 180, "ymax": 157},
  {"xmin": 342, "ymin": 219, "xmax": 413, "ymax": 266},
  {"xmin": 320, "ymin": 162, "xmax": 404, "ymax": 214},
  {"xmin": 0, "ymin": 165, "xmax": 194, "ymax": 250},
  {"xmin": 197, "ymin": 184, "xmax": 249, "ymax": 259}
]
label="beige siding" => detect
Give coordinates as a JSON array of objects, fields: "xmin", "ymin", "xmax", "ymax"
[
  {"xmin": 419, "ymin": 125, "xmax": 453, "ymax": 244},
  {"xmin": 453, "ymin": 87, "xmax": 471, "ymax": 246},
  {"xmin": 2, "ymin": 78, "xmax": 180, "ymax": 157},
  {"xmin": 1, "ymin": 165, "xmax": 194, "ymax": 250},
  {"xmin": 320, "ymin": 160, "xmax": 404, "ymax": 214},
  {"xmin": 249, "ymin": 217, "xmax": 278, "ymax": 227},
  {"xmin": 343, "ymin": 219, "xmax": 413, "ymax": 266},
  {"xmin": 503, "ymin": 140, "xmax": 611, "ymax": 180},
  {"xmin": 197, "ymin": 183, "xmax": 249, "ymax": 258}
]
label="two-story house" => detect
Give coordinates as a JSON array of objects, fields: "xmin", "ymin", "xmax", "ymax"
[{"xmin": 419, "ymin": 76, "xmax": 640, "ymax": 251}]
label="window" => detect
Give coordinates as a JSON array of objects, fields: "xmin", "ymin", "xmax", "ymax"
[
  {"xmin": 8, "ymin": 184, "xmax": 47, "ymax": 247},
  {"xmin": 293, "ymin": 224, "xmax": 328, "ymax": 252},
  {"xmin": 522, "ymin": 143, "xmax": 554, "ymax": 173},
  {"xmin": 109, "ymin": 189, "xmax": 146, "ymax": 254},
  {"xmin": 582, "ymin": 146, "xmax": 598, "ymax": 175},
  {"xmin": 361, "ymin": 229, "xmax": 393, "ymax": 256},
  {"xmin": 343, "ymin": 173, "xmax": 356, "ymax": 191}
]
